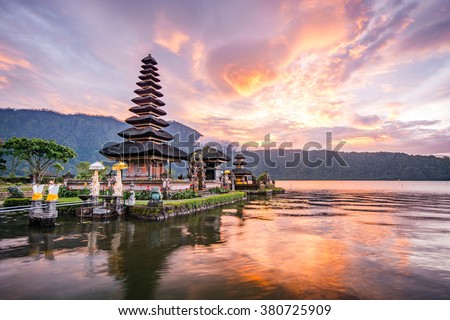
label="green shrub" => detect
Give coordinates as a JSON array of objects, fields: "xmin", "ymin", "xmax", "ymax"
[
  {"xmin": 7, "ymin": 186, "xmax": 24, "ymax": 198},
  {"xmin": 129, "ymin": 206, "xmax": 162, "ymax": 216},
  {"xmin": 135, "ymin": 190, "xmax": 150, "ymax": 200},
  {"xmin": 165, "ymin": 192, "xmax": 246, "ymax": 211},
  {"xmin": 169, "ymin": 189, "xmax": 198, "ymax": 199},
  {"xmin": 0, "ymin": 176, "xmax": 30, "ymax": 184},
  {"xmin": 58, "ymin": 186, "xmax": 79, "ymax": 198},
  {"xmin": 209, "ymin": 187, "xmax": 230, "ymax": 194},
  {"xmin": 3, "ymin": 198, "xmax": 32, "ymax": 207},
  {"xmin": 130, "ymin": 192, "xmax": 246, "ymax": 218},
  {"xmin": 78, "ymin": 187, "xmax": 90, "ymax": 195},
  {"xmin": 258, "ymin": 172, "xmax": 269, "ymax": 181},
  {"xmin": 270, "ymin": 187, "xmax": 285, "ymax": 194}
]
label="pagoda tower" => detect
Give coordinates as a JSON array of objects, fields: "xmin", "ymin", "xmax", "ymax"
[
  {"xmin": 100, "ymin": 53, "xmax": 187, "ymax": 180},
  {"xmin": 231, "ymin": 153, "xmax": 256, "ymax": 186}
]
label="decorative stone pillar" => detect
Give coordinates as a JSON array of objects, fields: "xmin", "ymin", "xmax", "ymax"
[
  {"xmin": 126, "ymin": 181, "xmax": 136, "ymax": 206},
  {"xmin": 30, "ymin": 183, "xmax": 60, "ymax": 227},
  {"xmin": 29, "ymin": 184, "xmax": 45, "ymax": 221},
  {"xmin": 162, "ymin": 176, "xmax": 170, "ymax": 198},
  {"xmin": 89, "ymin": 161, "xmax": 105, "ymax": 206},
  {"xmin": 113, "ymin": 170, "xmax": 123, "ymax": 196}
]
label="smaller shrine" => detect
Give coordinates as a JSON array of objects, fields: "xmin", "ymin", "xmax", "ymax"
[
  {"xmin": 188, "ymin": 146, "xmax": 230, "ymax": 182},
  {"xmin": 230, "ymin": 154, "xmax": 258, "ymax": 190}
]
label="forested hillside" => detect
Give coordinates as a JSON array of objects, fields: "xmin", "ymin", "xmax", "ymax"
[
  {"xmin": 1, "ymin": 108, "xmax": 449, "ymax": 180},
  {"xmin": 244, "ymin": 149, "xmax": 450, "ymax": 180},
  {"xmin": 0, "ymin": 108, "xmax": 201, "ymax": 174}
]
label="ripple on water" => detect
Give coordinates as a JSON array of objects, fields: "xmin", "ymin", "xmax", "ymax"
[{"xmin": 1, "ymin": 182, "xmax": 450, "ymax": 299}]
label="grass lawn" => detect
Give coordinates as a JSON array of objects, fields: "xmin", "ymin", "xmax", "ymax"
[{"xmin": 59, "ymin": 197, "xmax": 82, "ymax": 203}]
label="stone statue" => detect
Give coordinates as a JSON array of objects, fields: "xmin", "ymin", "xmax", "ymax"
[
  {"xmin": 113, "ymin": 170, "xmax": 123, "ymax": 196},
  {"xmin": 91, "ymin": 170, "xmax": 100, "ymax": 197},
  {"xmin": 188, "ymin": 151, "xmax": 206, "ymax": 191},
  {"xmin": 126, "ymin": 182, "xmax": 136, "ymax": 206},
  {"xmin": 147, "ymin": 186, "xmax": 163, "ymax": 207},
  {"xmin": 151, "ymin": 187, "xmax": 162, "ymax": 201},
  {"xmin": 223, "ymin": 173, "xmax": 229, "ymax": 188},
  {"xmin": 7, "ymin": 186, "xmax": 24, "ymax": 198}
]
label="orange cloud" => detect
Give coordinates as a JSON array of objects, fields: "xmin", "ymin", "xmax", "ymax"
[
  {"xmin": 222, "ymin": 62, "xmax": 278, "ymax": 97},
  {"xmin": 203, "ymin": 1, "xmax": 348, "ymax": 98},
  {"xmin": 154, "ymin": 12, "xmax": 190, "ymax": 54},
  {"xmin": 0, "ymin": 52, "xmax": 32, "ymax": 71},
  {"xmin": 281, "ymin": 0, "xmax": 347, "ymax": 54},
  {"xmin": 206, "ymin": 39, "xmax": 290, "ymax": 97}
]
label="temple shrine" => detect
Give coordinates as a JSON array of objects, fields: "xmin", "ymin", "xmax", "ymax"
[
  {"xmin": 231, "ymin": 153, "xmax": 258, "ymax": 189},
  {"xmin": 100, "ymin": 53, "xmax": 186, "ymax": 180},
  {"xmin": 189, "ymin": 146, "xmax": 231, "ymax": 182}
]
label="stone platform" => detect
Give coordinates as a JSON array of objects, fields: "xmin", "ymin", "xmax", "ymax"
[{"xmin": 29, "ymin": 200, "xmax": 58, "ymax": 227}]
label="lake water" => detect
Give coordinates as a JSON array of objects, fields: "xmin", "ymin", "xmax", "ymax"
[{"xmin": 1, "ymin": 180, "xmax": 450, "ymax": 299}]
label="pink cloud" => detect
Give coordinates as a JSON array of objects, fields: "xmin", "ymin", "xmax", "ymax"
[
  {"xmin": 0, "ymin": 76, "xmax": 9, "ymax": 89},
  {"xmin": 352, "ymin": 114, "xmax": 382, "ymax": 127},
  {"xmin": 1, "ymin": 0, "xmax": 450, "ymax": 156},
  {"xmin": 154, "ymin": 11, "xmax": 190, "ymax": 54},
  {"xmin": 0, "ymin": 52, "xmax": 32, "ymax": 71}
]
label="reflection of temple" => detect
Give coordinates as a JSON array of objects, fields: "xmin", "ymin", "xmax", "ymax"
[
  {"xmin": 100, "ymin": 53, "xmax": 187, "ymax": 181},
  {"xmin": 232, "ymin": 154, "xmax": 258, "ymax": 190},
  {"xmin": 189, "ymin": 146, "xmax": 230, "ymax": 182}
]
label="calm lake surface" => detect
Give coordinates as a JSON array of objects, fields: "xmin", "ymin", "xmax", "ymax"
[{"xmin": 1, "ymin": 180, "xmax": 450, "ymax": 299}]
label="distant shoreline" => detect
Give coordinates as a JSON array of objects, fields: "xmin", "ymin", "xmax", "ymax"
[{"xmin": 274, "ymin": 179, "xmax": 450, "ymax": 181}]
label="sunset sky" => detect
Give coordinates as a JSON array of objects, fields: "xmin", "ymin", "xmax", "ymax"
[{"xmin": 1, "ymin": 0, "xmax": 449, "ymax": 155}]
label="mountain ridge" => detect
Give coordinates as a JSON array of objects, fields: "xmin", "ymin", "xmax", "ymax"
[
  {"xmin": 1, "ymin": 108, "xmax": 449, "ymax": 180},
  {"xmin": 0, "ymin": 108, "xmax": 201, "ymax": 173}
]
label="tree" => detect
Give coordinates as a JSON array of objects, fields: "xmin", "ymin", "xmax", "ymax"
[
  {"xmin": 75, "ymin": 161, "xmax": 91, "ymax": 179},
  {"xmin": 54, "ymin": 163, "xmax": 64, "ymax": 178},
  {"xmin": 3, "ymin": 137, "xmax": 77, "ymax": 183},
  {"xmin": 0, "ymin": 140, "xmax": 7, "ymax": 173},
  {"xmin": 98, "ymin": 163, "xmax": 111, "ymax": 181},
  {"xmin": 76, "ymin": 161, "xmax": 110, "ymax": 180},
  {"xmin": 1, "ymin": 138, "xmax": 22, "ymax": 176}
]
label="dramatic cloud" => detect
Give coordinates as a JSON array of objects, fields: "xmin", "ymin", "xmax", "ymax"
[
  {"xmin": 1, "ymin": 0, "xmax": 450, "ymax": 155},
  {"xmin": 154, "ymin": 11, "xmax": 190, "ymax": 54},
  {"xmin": 352, "ymin": 114, "xmax": 382, "ymax": 127},
  {"xmin": 205, "ymin": 39, "xmax": 289, "ymax": 96}
]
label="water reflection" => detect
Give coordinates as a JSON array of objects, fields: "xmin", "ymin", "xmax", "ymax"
[{"xmin": 0, "ymin": 181, "xmax": 450, "ymax": 299}]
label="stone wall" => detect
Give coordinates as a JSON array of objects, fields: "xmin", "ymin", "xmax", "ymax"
[
  {"xmin": 128, "ymin": 192, "xmax": 247, "ymax": 221},
  {"xmin": 0, "ymin": 190, "xmax": 33, "ymax": 200}
]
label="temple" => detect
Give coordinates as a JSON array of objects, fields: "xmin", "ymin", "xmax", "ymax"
[
  {"xmin": 202, "ymin": 146, "xmax": 231, "ymax": 181},
  {"xmin": 232, "ymin": 153, "xmax": 257, "ymax": 189},
  {"xmin": 189, "ymin": 146, "xmax": 231, "ymax": 182},
  {"xmin": 100, "ymin": 53, "xmax": 187, "ymax": 180}
]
